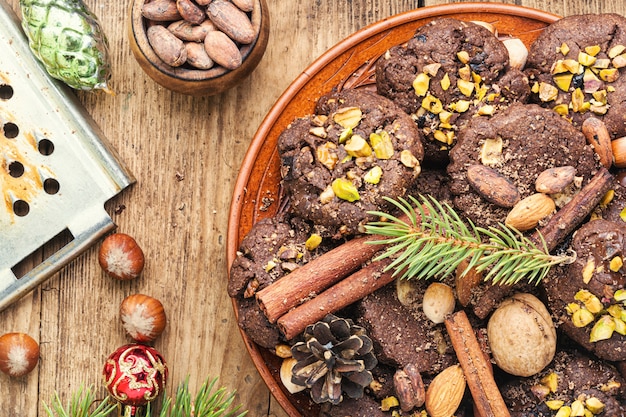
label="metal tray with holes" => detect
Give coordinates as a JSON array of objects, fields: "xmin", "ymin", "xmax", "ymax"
[{"xmin": 0, "ymin": 0, "xmax": 134, "ymax": 311}]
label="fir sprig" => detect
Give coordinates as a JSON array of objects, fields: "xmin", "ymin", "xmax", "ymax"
[
  {"xmin": 366, "ymin": 195, "xmax": 574, "ymax": 285},
  {"xmin": 43, "ymin": 385, "xmax": 116, "ymax": 417},
  {"xmin": 43, "ymin": 377, "xmax": 247, "ymax": 417}
]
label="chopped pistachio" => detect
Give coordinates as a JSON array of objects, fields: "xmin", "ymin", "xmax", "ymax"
[
  {"xmin": 599, "ymin": 380, "xmax": 622, "ymax": 392},
  {"xmin": 546, "ymin": 400, "xmax": 565, "ymax": 410},
  {"xmin": 440, "ymin": 73, "xmax": 451, "ymax": 91},
  {"xmin": 531, "ymin": 81, "xmax": 540, "ymax": 93},
  {"xmin": 380, "ymin": 396, "xmax": 399, "ymax": 411},
  {"xmin": 331, "ymin": 178, "xmax": 360, "ymax": 202},
  {"xmin": 423, "ymin": 62, "xmax": 441, "ymax": 77},
  {"xmin": 566, "ymin": 302, "xmax": 581, "ymax": 315},
  {"xmin": 608, "ymin": 304, "xmax": 624, "ymax": 319},
  {"xmin": 312, "ymin": 114, "xmax": 328, "ymax": 126},
  {"xmin": 554, "ymin": 103, "xmax": 570, "ymax": 116},
  {"xmin": 309, "ymin": 126, "xmax": 327, "ymax": 138},
  {"xmin": 590, "ymin": 104, "xmax": 608, "ymax": 115},
  {"xmin": 575, "ymin": 289, "xmax": 604, "ymax": 314},
  {"xmin": 585, "ymin": 45, "xmax": 601, "ymax": 56},
  {"xmin": 554, "ymin": 73, "xmax": 574, "ymax": 91},
  {"xmin": 585, "ymin": 397, "xmax": 605, "ymax": 414},
  {"xmin": 476, "ymin": 85, "xmax": 488, "ymax": 101},
  {"xmin": 333, "ymin": 107, "xmax": 363, "ymax": 129},
  {"xmin": 541, "ymin": 372, "xmax": 559, "ymax": 393},
  {"xmin": 609, "ymin": 44, "xmax": 626, "ymax": 58},
  {"xmin": 439, "ymin": 110, "xmax": 453, "ymax": 125},
  {"xmin": 265, "ymin": 260, "xmax": 277, "ymax": 272},
  {"xmin": 600, "ymin": 68, "xmax": 620, "ymax": 82},
  {"xmin": 539, "ymin": 82, "xmax": 559, "ymax": 102},
  {"xmin": 370, "ymin": 131, "xmax": 394, "ymax": 159},
  {"xmin": 444, "ymin": 130, "xmax": 455, "ymax": 145},
  {"xmin": 592, "ymin": 89, "xmax": 608, "ymax": 104},
  {"xmin": 570, "ymin": 400, "xmax": 586, "ymax": 416},
  {"xmin": 457, "ymin": 50, "xmax": 470, "ymax": 64},
  {"xmin": 316, "ymin": 142, "xmax": 339, "ymax": 170},
  {"xmin": 582, "ymin": 258, "xmax": 595, "ymax": 284},
  {"xmin": 572, "ymin": 308, "xmax": 595, "ymax": 327},
  {"xmin": 589, "ymin": 315, "xmax": 616, "ymax": 343},
  {"xmin": 338, "ymin": 127, "xmax": 353, "ymax": 144},
  {"xmin": 559, "ymin": 42, "xmax": 570, "ymax": 55},
  {"xmin": 433, "ymin": 130, "xmax": 448, "ymax": 144},
  {"xmin": 400, "ymin": 150, "xmax": 420, "ymax": 169},
  {"xmin": 458, "ymin": 64, "xmax": 472, "ymax": 81},
  {"xmin": 345, "ymin": 134, "xmax": 372, "ymax": 158},
  {"xmin": 477, "ymin": 105, "xmax": 495, "ymax": 116},
  {"xmin": 552, "ymin": 60, "xmax": 570, "ymax": 74},
  {"xmin": 563, "ymin": 59, "xmax": 581, "ymax": 73},
  {"xmin": 364, "ymin": 166, "xmax": 383, "ymax": 184},
  {"xmin": 610, "ymin": 256, "xmax": 623, "ymax": 272},
  {"xmin": 457, "ymin": 79, "xmax": 475, "ymax": 97},
  {"xmin": 555, "ymin": 405, "xmax": 572, "ymax": 417},
  {"xmin": 421, "ymin": 94, "xmax": 444, "ymax": 114},
  {"xmin": 614, "ymin": 316, "xmax": 626, "ymax": 336},
  {"xmin": 453, "ymin": 99, "xmax": 471, "ymax": 113},
  {"xmin": 614, "ymin": 289, "xmax": 626, "ymax": 302},
  {"xmin": 472, "ymin": 71, "xmax": 482, "ymax": 84},
  {"xmin": 620, "ymin": 206, "xmax": 626, "ymax": 222},
  {"xmin": 612, "ymin": 53, "xmax": 626, "ymax": 68},
  {"xmin": 413, "ymin": 72, "xmax": 430, "ymax": 96},
  {"xmin": 578, "ymin": 51, "xmax": 597, "ymax": 67},
  {"xmin": 571, "ymin": 88, "xmax": 586, "ymax": 112},
  {"xmin": 593, "ymin": 58, "xmax": 611, "ymax": 69},
  {"xmin": 305, "ymin": 234, "xmax": 322, "ymax": 251}
]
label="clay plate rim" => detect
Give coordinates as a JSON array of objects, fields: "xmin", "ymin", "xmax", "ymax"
[{"xmin": 227, "ymin": 3, "xmax": 561, "ymax": 416}]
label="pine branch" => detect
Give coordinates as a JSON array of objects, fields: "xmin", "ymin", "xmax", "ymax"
[
  {"xmin": 43, "ymin": 385, "xmax": 117, "ymax": 417},
  {"xmin": 365, "ymin": 195, "xmax": 574, "ymax": 286}
]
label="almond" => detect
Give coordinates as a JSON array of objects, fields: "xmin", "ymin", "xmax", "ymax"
[
  {"xmin": 535, "ymin": 166, "xmax": 576, "ymax": 194},
  {"xmin": 466, "ymin": 164, "xmax": 520, "ymax": 208},
  {"xmin": 204, "ymin": 30, "xmax": 242, "ymax": 69},
  {"xmin": 505, "ymin": 193, "xmax": 555, "ymax": 231},
  {"xmin": 207, "ymin": 0, "xmax": 256, "ymax": 44},
  {"xmin": 425, "ymin": 364, "xmax": 466, "ymax": 417},
  {"xmin": 582, "ymin": 117, "xmax": 613, "ymax": 169}
]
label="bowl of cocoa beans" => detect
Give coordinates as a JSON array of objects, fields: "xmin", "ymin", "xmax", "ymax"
[{"xmin": 128, "ymin": 0, "xmax": 269, "ymax": 96}]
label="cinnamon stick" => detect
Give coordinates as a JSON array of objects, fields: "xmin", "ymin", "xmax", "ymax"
[
  {"xmin": 444, "ymin": 310, "xmax": 510, "ymax": 417},
  {"xmin": 277, "ymin": 258, "xmax": 394, "ymax": 340},
  {"xmin": 256, "ymin": 233, "xmax": 384, "ymax": 323}
]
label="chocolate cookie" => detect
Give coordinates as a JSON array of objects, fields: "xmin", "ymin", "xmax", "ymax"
[
  {"xmin": 543, "ymin": 219, "xmax": 626, "ymax": 362},
  {"xmin": 500, "ymin": 350, "xmax": 626, "ymax": 416},
  {"xmin": 447, "ymin": 102, "xmax": 599, "ymax": 228},
  {"xmin": 229, "ymin": 215, "xmax": 333, "ymax": 348},
  {"xmin": 526, "ymin": 13, "xmax": 626, "ymax": 140},
  {"xmin": 376, "ymin": 17, "xmax": 530, "ymax": 164},
  {"xmin": 278, "ymin": 88, "xmax": 424, "ymax": 238}
]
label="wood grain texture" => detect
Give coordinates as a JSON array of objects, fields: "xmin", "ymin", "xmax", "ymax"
[{"xmin": 0, "ymin": 0, "xmax": 623, "ymax": 416}]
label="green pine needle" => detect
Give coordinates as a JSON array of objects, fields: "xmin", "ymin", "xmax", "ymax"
[
  {"xmin": 43, "ymin": 385, "xmax": 117, "ymax": 417},
  {"xmin": 365, "ymin": 195, "xmax": 574, "ymax": 286}
]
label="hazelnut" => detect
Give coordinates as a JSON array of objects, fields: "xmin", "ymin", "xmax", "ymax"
[
  {"xmin": 98, "ymin": 233, "xmax": 145, "ymax": 280},
  {"xmin": 487, "ymin": 293, "xmax": 556, "ymax": 377},
  {"xmin": 422, "ymin": 283, "xmax": 456, "ymax": 324},
  {"xmin": 120, "ymin": 294, "xmax": 167, "ymax": 342},
  {"xmin": 0, "ymin": 333, "xmax": 40, "ymax": 377}
]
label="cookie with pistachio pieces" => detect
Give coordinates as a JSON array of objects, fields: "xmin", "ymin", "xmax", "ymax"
[
  {"xmin": 278, "ymin": 88, "xmax": 424, "ymax": 239},
  {"xmin": 526, "ymin": 13, "xmax": 626, "ymax": 140}
]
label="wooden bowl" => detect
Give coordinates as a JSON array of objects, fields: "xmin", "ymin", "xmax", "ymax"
[
  {"xmin": 227, "ymin": 3, "xmax": 560, "ymax": 416},
  {"xmin": 128, "ymin": 0, "xmax": 269, "ymax": 96}
]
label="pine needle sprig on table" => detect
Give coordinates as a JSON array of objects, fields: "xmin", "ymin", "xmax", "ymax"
[
  {"xmin": 365, "ymin": 195, "xmax": 574, "ymax": 286},
  {"xmin": 43, "ymin": 385, "xmax": 117, "ymax": 417}
]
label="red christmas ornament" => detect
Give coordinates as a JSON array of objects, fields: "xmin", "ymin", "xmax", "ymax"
[{"xmin": 103, "ymin": 344, "xmax": 167, "ymax": 416}]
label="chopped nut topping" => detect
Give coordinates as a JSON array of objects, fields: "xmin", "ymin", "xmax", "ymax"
[
  {"xmin": 440, "ymin": 73, "xmax": 451, "ymax": 91},
  {"xmin": 457, "ymin": 79, "xmax": 475, "ymax": 97},
  {"xmin": 370, "ymin": 131, "xmax": 395, "ymax": 159},
  {"xmin": 413, "ymin": 72, "xmax": 430, "ymax": 97},
  {"xmin": 609, "ymin": 44, "xmax": 626, "ymax": 58},
  {"xmin": 331, "ymin": 178, "xmax": 360, "ymax": 202},
  {"xmin": 423, "ymin": 63, "xmax": 441, "ymax": 77},
  {"xmin": 333, "ymin": 106, "xmax": 363, "ymax": 129},
  {"xmin": 457, "ymin": 50, "xmax": 470, "ymax": 64},
  {"xmin": 305, "ymin": 234, "xmax": 322, "ymax": 251},
  {"xmin": 316, "ymin": 142, "xmax": 339, "ymax": 170},
  {"xmin": 344, "ymin": 134, "xmax": 372, "ymax": 158},
  {"xmin": 364, "ymin": 166, "xmax": 383, "ymax": 184}
]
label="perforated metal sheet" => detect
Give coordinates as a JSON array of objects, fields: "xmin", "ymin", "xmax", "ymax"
[{"xmin": 0, "ymin": 0, "xmax": 134, "ymax": 311}]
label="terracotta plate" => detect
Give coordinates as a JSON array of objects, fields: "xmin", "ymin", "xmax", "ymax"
[{"xmin": 227, "ymin": 3, "xmax": 560, "ymax": 416}]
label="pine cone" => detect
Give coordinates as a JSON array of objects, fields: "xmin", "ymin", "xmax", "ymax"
[{"xmin": 290, "ymin": 314, "xmax": 378, "ymax": 405}]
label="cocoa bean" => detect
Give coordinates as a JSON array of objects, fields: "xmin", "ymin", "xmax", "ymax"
[
  {"xmin": 195, "ymin": 0, "xmax": 212, "ymax": 5},
  {"xmin": 168, "ymin": 19, "xmax": 215, "ymax": 42},
  {"xmin": 204, "ymin": 30, "xmax": 242, "ymax": 69},
  {"xmin": 466, "ymin": 164, "xmax": 521, "ymax": 208},
  {"xmin": 231, "ymin": 0, "xmax": 254, "ymax": 12},
  {"xmin": 147, "ymin": 25, "xmax": 187, "ymax": 67},
  {"xmin": 141, "ymin": 0, "xmax": 182, "ymax": 21},
  {"xmin": 176, "ymin": 0, "xmax": 206, "ymax": 25},
  {"xmin": 186, "ymin": 42, "xmax": 214, "ymax": 69},
  {"xmin": 207, "ymin": 0, "xmax": 256, "ymax": 44}
]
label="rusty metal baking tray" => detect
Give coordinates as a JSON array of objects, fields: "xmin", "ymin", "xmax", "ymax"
[{"xmin": 0, "ymin": 0, "xmax": 134, "ymax": 311}]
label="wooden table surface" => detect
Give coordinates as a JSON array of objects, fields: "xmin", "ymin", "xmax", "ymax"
[{"xmin": 2, "ymin": 0, "xmax": 625, "ymax": 415}]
